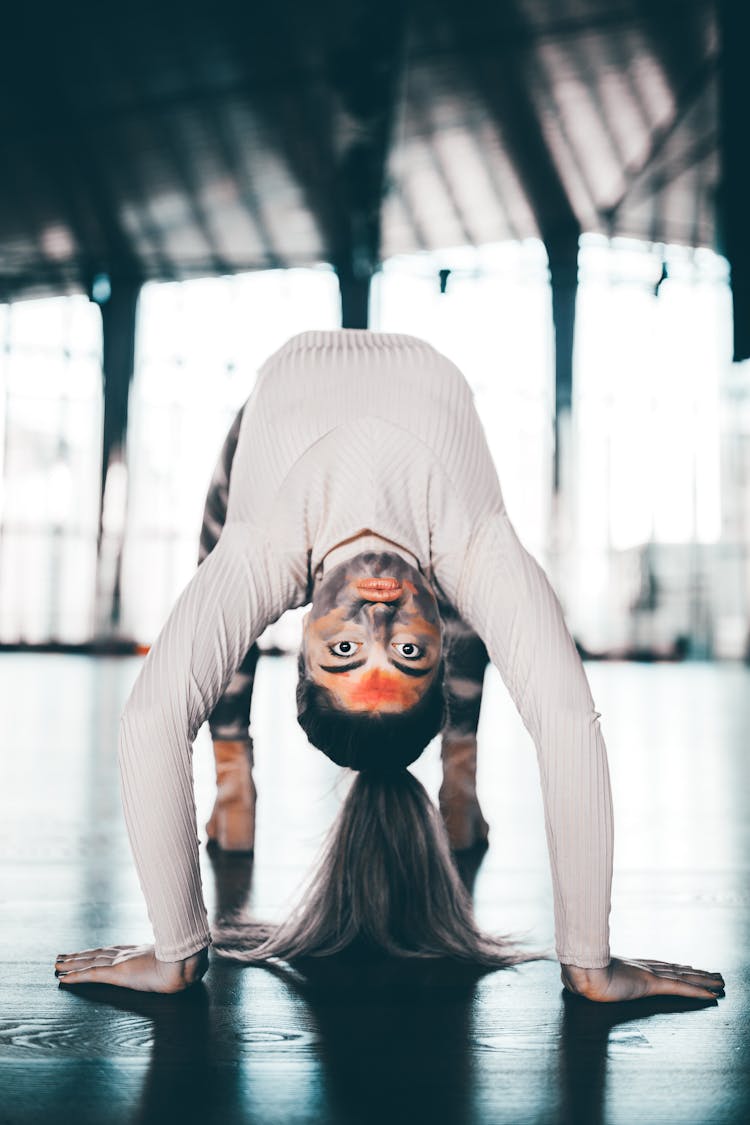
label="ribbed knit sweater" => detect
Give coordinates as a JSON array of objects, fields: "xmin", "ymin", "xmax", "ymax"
[{"xmin": 119, "ymin": 329, "xmax": 614, "ymax": 968}]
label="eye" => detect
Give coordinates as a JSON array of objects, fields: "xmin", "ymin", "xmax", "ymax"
[
  {"xmin": 329, "ymin": 640, "xmax": 362, "ymax": 658},
  {"xmin": 392, "ymin": 642, "xmax": 424, "ymax": 660}
]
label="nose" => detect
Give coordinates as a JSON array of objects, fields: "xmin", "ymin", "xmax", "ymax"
[{"xmin": 364, "ymin": 601, "xmax": 396, "ymax": 629}]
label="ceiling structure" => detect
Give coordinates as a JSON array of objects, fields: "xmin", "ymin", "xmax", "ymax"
[
  {"xmin": 0, "ymin": 0, "xmax": 722, "ymax": 299},
  {"xmin": 3, "ymin": 0, "xmax": 746, "ymax": 629}
]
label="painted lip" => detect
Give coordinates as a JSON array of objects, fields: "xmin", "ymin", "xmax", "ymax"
[{"xmin": 356, "ymin": 577, "xmax": 403, "ymax": 602}]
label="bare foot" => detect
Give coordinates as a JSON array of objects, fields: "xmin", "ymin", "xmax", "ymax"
[{"xmin": 205, "ymin": 740, "xmax": 256, "ymax": 852}]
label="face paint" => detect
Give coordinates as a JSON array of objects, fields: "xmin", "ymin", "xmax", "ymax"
[
  {"xmin": 345, "ymin": 668, "xmax": 414, "ymax": 711},
  {"xmin": 304, "ymin": 550, "xmax": 443, "ymax": 713}
]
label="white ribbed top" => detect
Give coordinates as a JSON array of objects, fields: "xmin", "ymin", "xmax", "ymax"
[{"xmin": 119, "ymin": 329, "xmax": 613, "ymax": 967}]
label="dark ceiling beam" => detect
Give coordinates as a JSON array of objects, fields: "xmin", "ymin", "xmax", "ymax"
[
  {"xmin": 35, "ymin": 3, "xmax": 228, "ymax": 284},
  {"xmin": 99, "ymin": 281, "xmax": 140, "ymax": 507},
  {"xmin": 221, "ymin": 1, "xmax": 408, "ymax": 327},
  {"xmin": 164, "ymin": 10, "xmax": 284, "ymax": 270},
  {"xmin": 427, "ymin": 4, "xmax": 591, "ymax": 240},
  {"xmin": 9, "ymin": 8, "xmax": 144, "ymax": 295},
  {"xmin": 95, "ymin": 278, "xmax": 141, "ymax": 634},
  {"xmin": 324, "ymin": 2, "xmax": 409, "ymax": 327},
  {"xmin": 148, "ymin": 108, "xmax": 233, "ymax": 277},
  {"xmin": 637, "ymin": 131, "xmax": 717, "ymax": 208},
  {"xmin": 128, "ymin": 73, "xmax": 232, "ymax": 278},
  {"xmin": 0, "ymin": 1, "xmax": 718, "ymax": 156},
  {"xmin": 0, "ymin": 155, "xmax": 70, "ymax": 299},
  {"xmin": 108, "ymin": 147, "xmax": 176, "ymax": 282},
  {"xmin": 195, "ymin": 103, "xmax": 284, "ymax": 270},
  {"xmin": 10, "ymin": 126, "xmax": 118, "ymax": 297},
  {"xmin": 406, "ymin": 73, "xmax": 475, "ymax": 246},
  {"xmin": 0, "ymin": 2, "xmax": 715, "ymax": 146},
  {"xmin": 139, "ymin": 4, "xmax": 263, "ymax": 277},
  {"xmin": 87, "ymin": 25, "xmax": 201, "ymax": 281},
  {"xmin": 410, "ymin": 1, "xmax": 713, "ymax": 61},
  {"xmin": 439, "ymin": 0, "xmax": 581, "ymax": 492},
  {"xmin": 633, "ymin": 0, "xmax": 711, "ymax": 89},
  {"xmin": 603, "ymin": 55, "xmax": 719, "ymax": 224},
  {"xmin": 217, "ymin": 7, "xmax": 353, "ymax": 305},
  {"xmin": 718, "ymin": 0, "xmax": 750, "ymax": 362}
]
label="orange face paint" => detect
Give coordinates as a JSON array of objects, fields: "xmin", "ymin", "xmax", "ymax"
[{"xmin": 347, "ymin": 667, "xmax": 412, "ymax": 711}]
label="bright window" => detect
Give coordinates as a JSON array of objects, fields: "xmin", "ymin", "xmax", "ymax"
[
  {"xmin": 0, "ymin": 295, "xmax": 102, "ymax": 642},
  {"xmin": 574, "ymin": 236, "xmax": 728, "ymax": 550},
  {"xmin": 569, "ymin": 235, "xmax": 732, "ymax": 650},
  {"xmin": 121, "ymin": 266, "xmax": 341, "ymax": 642},
  {"xmin": 371, "ymin": 239, "xmax": 555, "ymax": 558}
]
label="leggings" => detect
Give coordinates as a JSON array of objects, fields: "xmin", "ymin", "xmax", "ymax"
[{"xmin": 200, "ymin": 406, "xmax": 489, "ymax": 745}]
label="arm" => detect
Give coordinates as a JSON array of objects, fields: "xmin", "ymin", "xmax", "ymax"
[
  {"xmin": 120, "ymin": 524, "xmax": 296, "ymax": 959},
  {"xmin": 456, "ymin": 510, "xmax": 614, "ymax": 968},
  {"xmin": 55, "ymin": 523, "xmax": 299, "ymax": 991},
  {"xmin": 454, "ymin": 511, "xmax": 724, "ymax": 1001}
]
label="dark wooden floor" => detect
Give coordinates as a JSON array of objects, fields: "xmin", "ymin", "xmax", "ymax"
[{"xmin": 1, "ymin": 654, "xmax": 748, "ymax": 1124}]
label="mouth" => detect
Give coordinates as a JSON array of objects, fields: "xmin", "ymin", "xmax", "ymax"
[{"xmin": 356, "ymin": 577, "xmax": 403, "ymax": 603}]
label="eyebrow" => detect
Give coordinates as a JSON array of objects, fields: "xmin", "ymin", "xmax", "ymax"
[{"xmin": 317, "ymin": 657, "xmax": 434, "ymax": 678}]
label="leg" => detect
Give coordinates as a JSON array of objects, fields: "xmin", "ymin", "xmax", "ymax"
[
  {"xmin": 204, "ymin": 646, "xmax": 259, "ymax": 852},
  {"xmin": 438, "ymin": 603, "xmax": 490, "ymax": 851},
  {"xmin": 199, "ymin": 406, "xmax": 259, "ymax": 852}
]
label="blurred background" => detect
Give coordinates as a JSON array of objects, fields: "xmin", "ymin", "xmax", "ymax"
[
  {"xmin": 0, "ymin": 0, "xmax": 747, "ymax": 665},
  {"xmin": 3, "ymin": 7, "xmax": 749, "ymax": 1121}
]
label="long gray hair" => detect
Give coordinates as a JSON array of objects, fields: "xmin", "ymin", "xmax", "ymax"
[{"xmin": 212, "ymin": 769, "xmax": 539, "ymax": 970}]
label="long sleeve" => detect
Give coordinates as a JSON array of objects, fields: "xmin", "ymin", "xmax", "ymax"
[
  {"xmin": 455, "ymin": 510, "xmax": 614, "ymax": 968},
  {"xmin": 118, "ymin": 523, "xmax": 299, "ymax": 961}
]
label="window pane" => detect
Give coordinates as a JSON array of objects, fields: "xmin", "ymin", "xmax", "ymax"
[
  {"xmin": 570, "ymin": 236, "xmax": 731, "ymax": 652},
  {"xmin": 0, "ymin": 295, "xmax": 102, "ymax": 643},
  {"xmin": 121, "ymin": 266, "xmax": 340, "ymax": 642},
  {"xmin": 371, "ymin": 239, "xmax": 555, "ymax": 558}
]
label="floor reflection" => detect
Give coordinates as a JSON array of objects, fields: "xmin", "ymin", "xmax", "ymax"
[
  {"xmin": 2, "ymin": 655, "xmax": 745, "ymax": 1124},
  {"xmin": 558, "ymin": 991, "xmax": 718, "ymax": 1125},
  {"xmin": 205, "ymin": 839, "xmax": 255, "ymax": 921},
  {"xmin": 277, "ymin": 959, "xmax": 479, "ymax": 1125},
  {"xmin": 57, "ymin": 958, "xmax": 723, "ymax": 1125}
]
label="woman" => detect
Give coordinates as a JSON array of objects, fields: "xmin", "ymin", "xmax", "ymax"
[
  {"xmin": 197, "ymin": 400, "xmax": 492, "ymax": 857},
  {"xmin": 54, "ymin": 329, "xmax": 724, "ymax": 1002}
]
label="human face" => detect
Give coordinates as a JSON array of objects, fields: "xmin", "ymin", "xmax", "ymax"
[{"xmin": 303, "ymin": 551, "xmax": 443, "ymax": 713}]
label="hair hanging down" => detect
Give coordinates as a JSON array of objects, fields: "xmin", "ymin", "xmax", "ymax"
[{"xmin": 212, "ymin": 769, "xmax": 538, "ymax": 971}]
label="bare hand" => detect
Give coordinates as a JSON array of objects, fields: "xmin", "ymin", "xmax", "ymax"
[
  {"xmin": 561, "ymin": 957, "xmax": 725, "ymax": 1003},
  {"xmin": 54, "ymin": 944, "xmax": 209, "ymax": 994}
]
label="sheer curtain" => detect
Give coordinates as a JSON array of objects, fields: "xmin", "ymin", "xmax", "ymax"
[
  {"xmin": 120, "ymin": 266, "xmax": 340, "ymax": 643},
  {"xmin": 0, "ymin": 240, "xmax": 739, "ymax": 653},
  {"xmin": 371, "ymin": 239, "xmax": 555, "ymax": 560},
  {"xmin": 569, "ymin": 235, "xmax": 731, "ymax": 654},
  {"xmin": 0, "ymin": 295, "xmax": 102, "ymax": 643}
]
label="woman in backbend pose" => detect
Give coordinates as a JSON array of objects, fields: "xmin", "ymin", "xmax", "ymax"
[{"xmin": 54, "ymin": 330, "xmax": 724, "ymax": 1002}]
